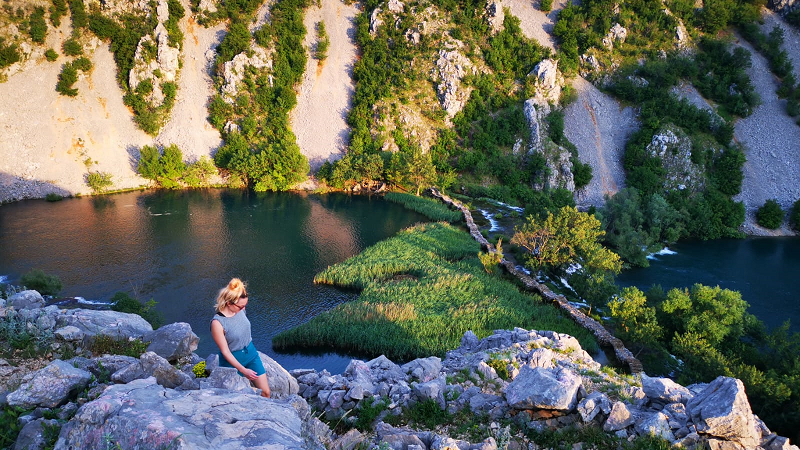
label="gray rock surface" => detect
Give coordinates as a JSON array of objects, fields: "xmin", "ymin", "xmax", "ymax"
[
  {"xmin": 55, "ymin": 377, "xmax": 326, "ymax": 449},
  {"xmin": 8, "ymin": 290, "xmax": 45, "ymax": 310},
  {"xmin": 144, "ymin": 322, "xmax": 199, "ymax": 362},
  {"xmin": 258, "ymin": 351, "xmax": 300, "ymax": 399},
  {"xmin": 505, "ymin": 366, "xmax": 582, "ymax": 411},
  {"xmin": 7, "ymin": 360, "xmax": 92, "ymax": 409},
  {"xmin": 642, "ymin": 374, "xmax": 693, "ymax": 404},
  {"xmin": 14, "ymin": 418, "xmax": 59, "ymax": 450},
  {"xmin": 56, "ymin": 309, "xmax": 153, "ymax": 339},
  {"xmin": 433, "ymin": 49, "xmax": 474, "ymax": 117},
  {"xmin": 111, "ymin": 351, "xmax": 194, "ymax": 389},
  {"xmin": 603, "ymin": 401, "xmax": 635, "ymax": 431},
  {"xmin": 686, "ymin": 376, "xmax": 760, "ymax": 448}
]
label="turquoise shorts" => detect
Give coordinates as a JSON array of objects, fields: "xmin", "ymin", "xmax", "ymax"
[{"xmin": 219, "ymin": 341, "xmax": 266, "ymax": 377}]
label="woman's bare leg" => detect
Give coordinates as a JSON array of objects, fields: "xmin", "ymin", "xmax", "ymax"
[{"xmin": 254, "ymin": 374, "xmax": 271, "ymax": 398}]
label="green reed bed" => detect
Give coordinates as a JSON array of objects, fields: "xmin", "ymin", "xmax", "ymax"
[
  {"xmin": 384, "ymin": 192, "xmax": 463, "ymax": 223},
  {"xmin": 273, "ymin": 222, "xmax": 597, "ymax": 361}
]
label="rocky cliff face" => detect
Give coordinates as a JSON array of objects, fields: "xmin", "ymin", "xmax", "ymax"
[{"xmin": 1, "ymin": 289, "xmax": 797, "ymax": 450}]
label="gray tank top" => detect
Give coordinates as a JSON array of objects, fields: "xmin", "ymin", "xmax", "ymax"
[{"xmin": 211, "ymin": 309, "xmax": 252, "ymax": 352}]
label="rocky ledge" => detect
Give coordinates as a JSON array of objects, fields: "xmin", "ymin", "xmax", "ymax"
[{"xmin": 1, "ymin": 289, "xmax": 797, "ymax": 450}]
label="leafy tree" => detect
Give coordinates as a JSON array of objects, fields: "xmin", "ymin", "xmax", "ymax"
[
  {"xmin": 756, "ymin": 199, "xmax": 783, "ymax": 229},
  {"xmin": 390, "ymin": 145, "xmax": 437, "ymax": 196},
  {"xmin": 183, "ymin": 156, "xmax": 218, "ymax": 187},
  {"xmin": 661, "ymin": 284, "xmax": 750, "ymax": 347},
  {"xmin": 56, "ymin": 62, "xmax": 79, "ymax": 96},
  {"xmin": 62, "ymin": 38, "xmax": 82, "ymax": 56},
  {"xmin": 69, "ymin": 0, "xmax": 88, "ymax": 30},
  {"xmin": 50, "ymin": 0, "xmax": 69, "ymax": 27},
  {"xmin": 20, "ymin": 269, "xmax": 63, "ymax": 296},
  {"xmin": 511, "ymin": 206, "xmax": 622, "ymax": 273},
  {"xmin": 45, "ymin": 48, "xmax": 58, "ymax": 61},
  {"xmin": 0, "ymin": 39, "xmax": 22, "ymax": 69},
  {"xmin": 217, "ymin": 21, "xmax": 250, "ymax": 65},
  {"xmin": 158, "ymin": 144, "xmax": 187, "ymax": 189},
  {"xmin": 607, "ymin": 286, "xmax": 662, "ymax": 350},
  {"xmin": 110, "ymin": 292, "xmax": 163, "ymax": 328},
  {"xmin": 86, "ymin": 171, "xmax": 113, "ymax": 193}
]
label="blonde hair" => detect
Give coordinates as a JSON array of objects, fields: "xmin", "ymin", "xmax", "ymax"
[{"xmin": 215, "ymin": 278, "xmax": 248, "ymax": 312}]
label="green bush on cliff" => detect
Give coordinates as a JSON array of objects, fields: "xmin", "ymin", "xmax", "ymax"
[
  {"xmin": 756, "ymin": 199, "xmax": 783, "ymax": 229},
  {"xmin": 790, "ymin": 199, "xmax": 800, "ymax": 232},
  {"xmin": 274, "ymin": 222, "xmax": 597, "ymax": 360},
  {"xmin": 110, "ymin": 292, "xmax": 164, "ymax": 329}
]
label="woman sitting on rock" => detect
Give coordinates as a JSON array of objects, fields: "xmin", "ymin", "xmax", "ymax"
[{"xmin": 211, "ymin": 278, "xmax": 271, "ymax": 398}]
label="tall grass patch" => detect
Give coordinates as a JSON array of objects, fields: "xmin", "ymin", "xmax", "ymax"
[
  {"xmin": 274, "ymin": 223, "xmax": 597, "ymax": 360},
  {"xmin": 384, "ymin": 192, "xmax": 463, "ymax": 223}
]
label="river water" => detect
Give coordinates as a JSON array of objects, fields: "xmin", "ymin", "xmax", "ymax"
[
  {"xmin": 616, "ymin": 238, "xmax": 800, "ymax": 334},
  {"xmin": 0, "ymin": 189, "xmax": 426, "ymax": 373}
]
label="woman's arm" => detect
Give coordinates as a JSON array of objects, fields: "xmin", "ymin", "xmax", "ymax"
[{"xmin": 211, "ymin": 319, "xmax": 258, "ymax": 380}]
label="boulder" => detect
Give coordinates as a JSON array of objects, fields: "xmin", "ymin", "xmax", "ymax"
[
  {"xmin": 505, "ymin": 366, "xmax": 582, "ymax": 412},
  {"xmin": 331, "ymin": 428, "xmax": 366, "ymax": 450},
  {"xmin": 55, "ymin": 377, "xmax": 327, "ymax": 449},
  {"xmin": 527, "ymin": 348, "xmax": 556, "ymax": 369},
  {"xmin": 14, "ymin": 418, "xmax": 59, "ymax": 450},
  {"xmin": 413, "ymin": 376, "xmax": 447, "ymax": 409},
  {"xmin": 686, "ymin": 377, "xmax": 760, "ymax": 448},
  {"xmin": 111, "ymin": 351, "xmax": 194, "ymax": 389},
  {"xmin": 7, "ymin": 360, "xmax": 92, "ymax": 409},
  {"xmin": 387, "ymin": 0, "xmax": 404, "ymax": 12},
  {"xmin": 366, "ymin": 355, "xmax": 406, "ymax": 382},
  {"xmin": 144, "ymin": 322, "xmax": 199, "ymax": 362},
  {"xmin": 433, "ymin": 49, "xmax": 474, "ymax": 117},
  {"xmin": 402, "ymin": 356, "xmax": 442, "ymax": 382},
  {"xmin": 220, "ymin": 46, "xmax": 273, "ymax": 102},
  {"xmin": 577, "ymin": 391, "xmax": 611, "ymax": 423},
  {"xmin": 344, "ymin": 359, "xmax": 375, "ymax": 393},
  {"xmin": 56, "ymin": 309, "xmax": 153, "ymax": 339},
  {"xmin": 603, "ymin": 401, "xmax": 636, "ymax": 432},
  {"xmin": 54, "ymin": 326, "xmax": 84, "ymax": 342},
  {"xmin": 460, "ymin": 331, "xmax": 479, "ymax": 351},
  {"xmin": 370, "ymin": 8, "xmax": 383, "ymax": 36},
  {"xmin": 8, "ymin": 290, "xmax": 45, "ymax": 310},
  {"xmin": 258, "ymin": 351, "xmax": 299, "ymax": 399},
  {"xmin": 642, "ymin": 374, "xmax": 693, "ymax": 404},
  {"xmin": 528, "ymin": 59, "xmax": 561, "ymax": 107},
  {"xmin": 635, "ymin": 412, "xmax": 674, "ymax": 441},
  {"xmin": 206, "ymin": 366, "xmax": 255, "ymax": 393}
]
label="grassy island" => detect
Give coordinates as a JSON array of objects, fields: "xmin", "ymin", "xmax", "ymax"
[{"xmin": 273, "ymin": 222, "xmax": 597, "ymax": 361}]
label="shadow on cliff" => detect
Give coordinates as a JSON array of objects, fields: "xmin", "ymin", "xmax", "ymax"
[{"xmin": 0, "ymin": 172, "xmax": 74, "ymax": 204}]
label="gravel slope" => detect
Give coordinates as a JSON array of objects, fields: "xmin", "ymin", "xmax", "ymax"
[
  {"xmin": 503, "ymin": 0, "xmax": 570, "ymax": 50},
  {"xmin": 290, "ymin": 0, "xmax": 359, "ymax": 171},
  {"xmin": 155, "ymin": 3, "xmax": 225, "ymax": 163},
  {"xmin": 732, "ymin": 32, "xmax": 800, "ymax": 236},
  {"xmin": 564, "ymin": 77, "xmax": 638, "ymax": 207}
]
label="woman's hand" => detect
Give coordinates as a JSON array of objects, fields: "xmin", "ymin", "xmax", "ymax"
[{"xmin": 243, "ymin": 369, "xmax": 259, "ymax": 381}]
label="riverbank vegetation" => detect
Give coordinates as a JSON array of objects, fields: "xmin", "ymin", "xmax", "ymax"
[
  {"xmin": 137, "ymin": 144, "xmax": 219, "ymax": 189},
  {"xmin": 273, "ymin": 222, "xmax": 598, "ymax": 360},
  {"xmin": 384, "ymin": 192, "xmax": 463, "ymax": 223},
  {"xmin": 606, "ymin": 284, "xmax": 800, "ymax": 437}
]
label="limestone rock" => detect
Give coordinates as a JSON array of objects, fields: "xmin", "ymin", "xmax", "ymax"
[
  {"xmin": 7, "ymin": 360, "xmax": 92, "ymax": 409},
  {"xmin": 8, "ymin": 290, "xmax": 45, "ymax": 310},
  {"xmin": 602, "ymin": 23, "xmax": 627, "ymax": 49},
  {"xmin": 528, "ymin": 59, "xmax": 562, "ymax": 107},
  {"xmin": 648, "ymin": 124, "xmax": 707, "ymax": 192},
  {"xmin": 144, "ymin": 322, "xmax": 199, "ymax": 362},
  {"xmin": 505, "ymin": 366, "xmax": 582, "ymax": 412},
  {"xmin": 603, "ymin": 401, "xmax": 635, "ymax": 431},
  {"xmin": 14, "ymin": 418, "xmax": 59, "ymax": 450},
  {"xmin": 388, "ymin": 0, "xmax": 404, "ymax": 13},
  {"xmin": 198, "ymin": 0, "xmax": 217, "ymax": 13},
  {"xmin": 686, "ymin": 377, "xmax": 760, "ymax": 448},
  {"xmin": 55, "ymin": 378, "xmax": 327, "ymax": 449},
  {"xmin": 258, "ymin": 351, "xmax": 300, "ymax": 399},
  {"xmin": 54, "ymin": 326, "xmax": 84, "ymax": 342},
  {"xmin": 370, "ymin": 8, "xmax": 384, "ymax": 36},
  {"xmin": 577, "ymin": 391, "xmax": 611, "ymax": 423},
  {"xmin": 206, "ymin": 366, "xmax": 255, "ymax": 393},
  {"xmin": 642, "ymin": 374, "xmax": 693, "ymax": 404},
  {"xmin": 460, "ymin": 331, "xmax": 480, "ymax": 351},
  {"xmin": 772, "ymin": 0, "xmax": 799, "ymax": 16},
  {"xmin": 221, "ymin": 46, "xmax": 273, "ymax": 103},
  {"xmin": 56, "ymin": 309, "xmax": 153, "ymax": 339},
  {"xmin": 635, "ymin": 411, "xmax": 674, "ymax": 441},
  {"xmin": 366, "ymin": 355, "xmax": 405, "ymax": 382},
  {"xmin": 402, "ymin": 356, "xmax": 442, "ymax": 382},
  {"xmin": 413, "ymin": 376, "xmax": 447, "ymax": 409},
  {"xmin": 432, "ymin": 49, "xmax": 474, "ymax": 117},
  {"xmin": 344, "ymin": 359, "xmax": 376, "ymax": 394},
  {"xmin": 110, "ymin": 351, "xmax": 193, "ymax": 389},
  {"xmin": 524, "ymin": 98, "xmax": 550, "ymax": 152},
  {"xmin": 331, "ymin": 428, "xmax": 366, "ymax": 450},
  {"xmin": 485, "ymin": 0, "xmax": 504, "ymax": 34},
  {"xmin": 676, "ymin": 21, "xmax": 689, "ymax": 48}
]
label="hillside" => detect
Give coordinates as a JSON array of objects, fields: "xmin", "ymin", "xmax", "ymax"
[{"xmin": 0, "ymin": 0, "xmax": 798, "ymax": 239}]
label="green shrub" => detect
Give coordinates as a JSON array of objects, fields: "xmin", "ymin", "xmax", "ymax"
[
  {"xmin": 50, "ymin": 0, "xmax": 69, "ymax": 27},
  {"xmin": 216, "ymin": 21, "xmax": 250, "ymax": 65},
  {"xmin": 0, "ymin": 312, "xmax": 55, "ymax": 358},
  {"xmin": 183, "ymin": 156, "xmax": 218, "ymax": 187},
  {"xmin": 62, "ymin": 38, "xmax": 82, "ymax": 56},
  {"xmin": 354, "ymin": 396, "xmax": 389, "ymax": 431},
  {"xmin": 45, "ymin": 193, "xmax": 63, "ymax": 201},
  {"xmin": 45, "ymin": 48, "xmax": 58, "ymax": 61},
  {"xmin": 192, "ymin": 361, "xmax": 208, "ymax": 378},
  {"xmin": 72, "ymin": 56, "xmax": 92, "ymax": 71},
  {"xmin": 540, "ymin": 0, "xmax": 553, "ymax": 11},
  {"xmin": 20, "ymin": 268, "xmax": 62, "ymax": 295},
  {"xmin": 315, "ymin": 21, "xmax": 329, "ymax": 61},
  {"xmin": 56, "ymin": 62, "xmax": 79, "ymax": 96},
  {"xmin": 790, "ymin": 199, "xmax": 800, "ymax": 232},
  {"xmin": 487, "ymin": 358, "xmax": 509, "ymax": 379},
  {"xmin": 86, "ymin": 171, "xmax": 113, "ymax": 193},
  {"xmin": 69, "ymin": 0, "xmax": 88, "ymax": 30},
  {"xmin": 110, "ymin": 292, "xmax": 164, "ymax": 328},
  {"xmin": 407, "ymin": 399, "xmax": 450, "ymax": 429},
  {"xmin": 572, "ymin": 159, "xmax": 593, "ymax": 189},
  {"xmin": 137, "ymin": 145, "xmax": 161, "ymax": 179},
  {"xmin": 756, "ymin": 199, "xmax": 783, "ymax": 229},
  {"xmin": 29, "ymin": 7, "xmax": 48, "ymax": 43},
  {"xmin": 0, "ymin": 39, "xmax": 21, "ymax": 69},
  {"xmin": 87, "ymin": 335, "xmax": 149, "ymax": 357},
  {"xmin": 0, "ymin": 406, "xmax": 28, "ymax": 448}
]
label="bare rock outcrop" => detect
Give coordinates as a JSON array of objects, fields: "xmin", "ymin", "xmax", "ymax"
[
  {"xmin": 602, "ymin": 23, "xmax": 628, "ymax": 49},
  {"xmin": 220, "ymin": 46, "xmax": 273, "ymax": 103},
  {"xmin": 529, "ymin": 58, "xmax": 562, "ymax": 106},
  {"xmin": 485, "ymin": 0, "xmax": 505, "ymax": 34},
  {"xmin": 646, "ymin": 124, "xmax": 706, "ymax": 193},
  {"xmin": 771, "ymin": 0, "xmax": 799, "ymax": 16},
  {"xmin": 128, "ymin": 0, "xmax": 181, "ymax": 107},
  {"xmin": 686, "ymin": 377, "xmax": 761, "ymax": 448},
  {"xmin": 432, "ymin": 47, "xmax": 474, "ymax": 117},
  {"xmin": 6, "ymin": 360, "xmax": 92, "ymax": 409}
]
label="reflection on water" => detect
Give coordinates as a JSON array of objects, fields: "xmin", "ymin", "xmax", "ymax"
[
  {"xmin": 616, "ymin": 238, "xmax": 800, "ymax": 334},
  {"xmin": 0, "ymin": 189, "xmax": 426, "ymax": 373}
]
